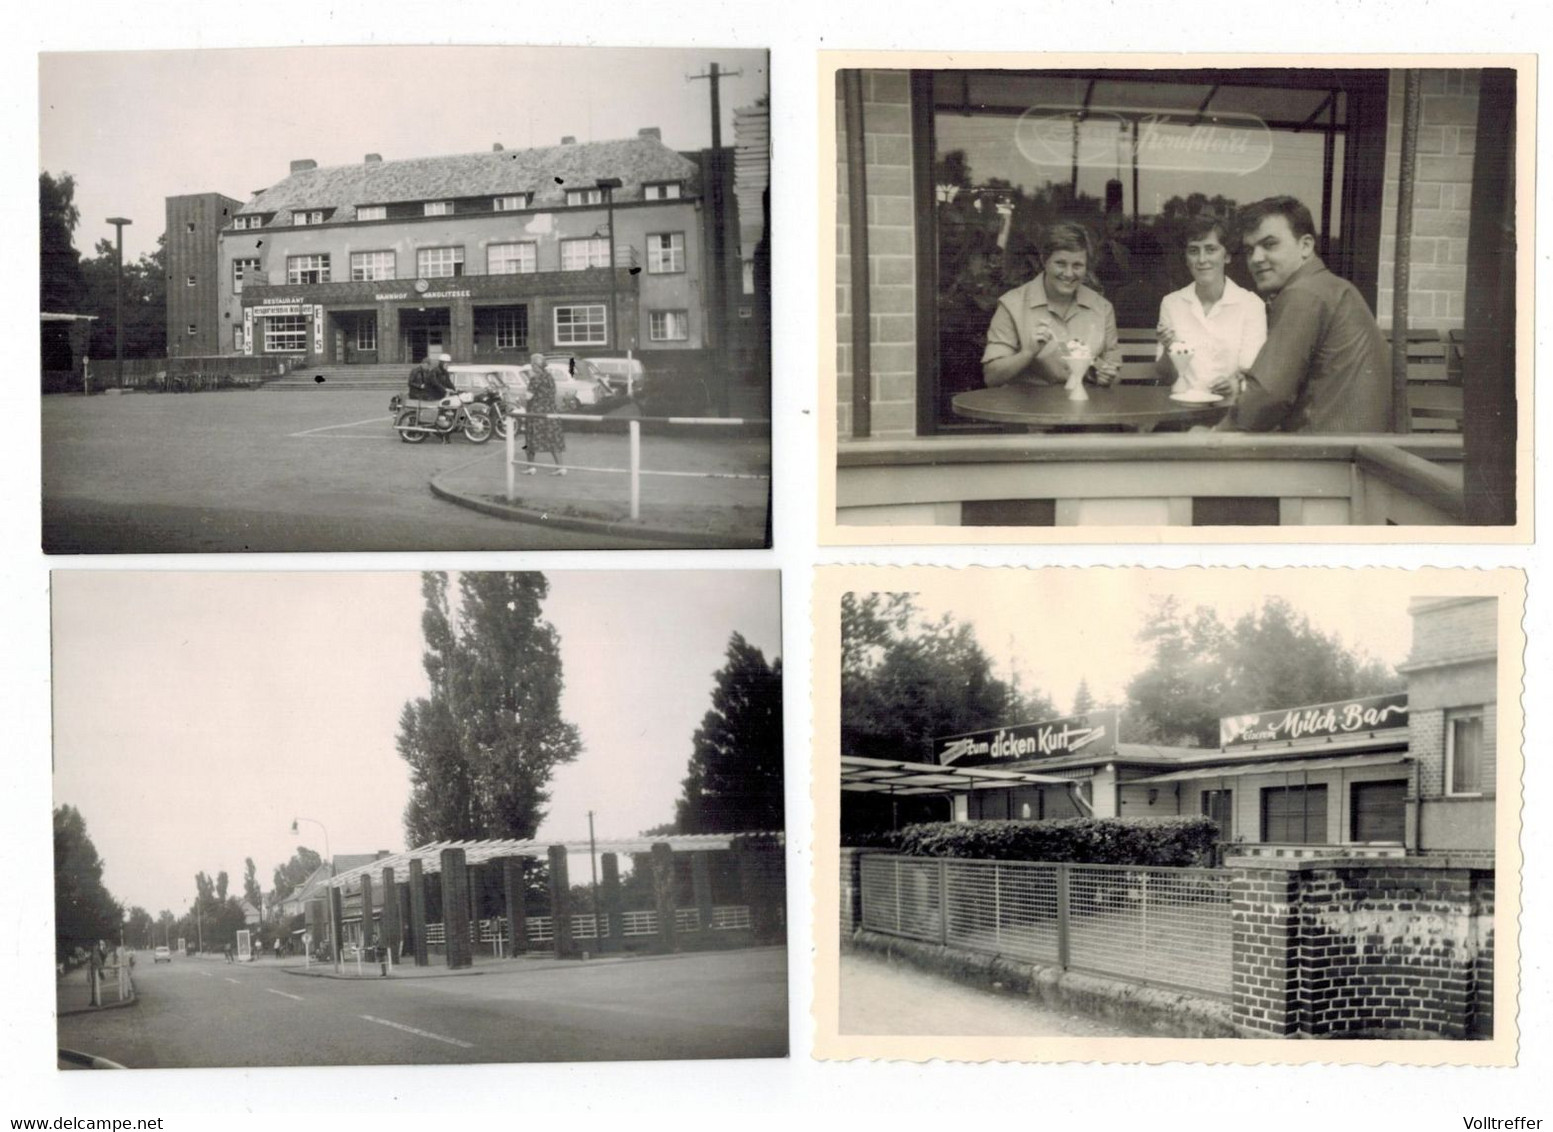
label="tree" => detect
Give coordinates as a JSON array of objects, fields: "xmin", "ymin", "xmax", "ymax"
[
  {"xmin": 272, "ymin": 846, "xmax": 323, "ymax": 902},
  {"xmin": 53, "ymin": 805, "xmax": 122, "ymax": 962},
  {"xmin": 124, "ymin": 906, "xmax": 154, "ymax": 950},
  {"xmin": 41, "ymin": 171, "xmax": 87, "ymax": 312},
  {"xmin": 1071, "ymin": 677, "xmax": 1096, "ymax": 716},
  {"xmin": 80, "ymin": 234, "xmax": 167, "ymax": 360},
  {"xmin": 1125, "ymin": 597, "xmax": 1404, "ymax": 748},
  {"xmin": 399, "ymin": 572, "xmax": 583, "ymax": 845},
  {"xmin": 243, "ymin": 858, "xmax": 262, "ymax": 909},
  {"xmin": 670, "ymin": 634, "xmax": 784, "ymax": 834}
]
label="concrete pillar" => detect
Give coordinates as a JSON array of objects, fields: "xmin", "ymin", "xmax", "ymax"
[
  {"xmin": 691, "ymin": 852, "xmax": 716, "ymax": 936},
  {"xmin": 407, "ymin": 858, "xmax": 429, "ymax": 967},
  {"xmin": 440, "ymin": 848, "xmax": 473, "ymax": 969},
  {"xmin": 329, "ymin": 887, "xmax": 345, "ymax": 959},
  {"xmin": 379, "ymin": 867, "xmax": 400, "ymax": 955},
  {"xmin": 547, "ymin": 845, "xmax": 574, "ymax": 959},
  {"xmin": 1089, "ymin": 765, "xmax": 1119, "ymax": 818},
  {"xmin": 651, "ymin": 842, "xmax": 677, "ymax": 954},
  {"xmin": 500, "ymin": 857, "xmax": 528, "ymax": 956},
  {"xmin": 600, "ymin": 853, "xmax": 624, "ymax": 953},
  {"xmin": 733, "ymin": 837, "xmax": 784, "ymax": 943},
  {"xmin": 380, "ymin": 304, "xmax": 401, "ymax": 364}
]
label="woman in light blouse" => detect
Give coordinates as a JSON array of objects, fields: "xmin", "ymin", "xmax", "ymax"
[
  {"xmin": 982, "ymin": 222, "xmax": 1121, "ymax": 389},
  {"xmin": 1154, "ymin": 213, "xmax": 1267, "ymax": 396}
]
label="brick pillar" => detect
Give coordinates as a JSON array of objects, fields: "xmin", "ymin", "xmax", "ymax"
[
  {"xmin": 380, "ymin": 867, "xmax": 401, "ymax": 957},
  {"xmin": 651, "ymin": 842, "xmax": 677, "ymax": 954},
  {"xmin": 440, "ymin": 849, "xmax": 472, "ymax": 969},
  {"xmin": 380, "ymin": 304, "xmax": 401, "ymax": 364},
  {"xmin": 600, "ymin": 853, "xmax": 624, "ymax": 953},
  {"xmin": 500, "ymin": 857, "xmax": 528, "ymax": 957},
  {"xmin": 396, "ymin": 883, "xmax": 412, "ymax": 961},
  {"xmin": 691, "ymin": 852, "xmax": 716, "ymax": 937},
  {"xmin": 1229, "ymin": 865, "xmax": 1301, "ymax": 1036},
  {"xmin": 407, "ymin": 858, "xmax": 429, "ymax": 967},
  {"xmin": 734, "ymin": 837, "xmax": 784, "ymax": 943},
  {"xmin": 839, "ymin": 848, "xmax": 862, "ymax": 936},
  {"xmin": 547, "ymin": 846, "xmax": 574, "ymax": 958},
  {"xmin": 359, "ymin": 872, "xmax": 375, "ymax": 950}
]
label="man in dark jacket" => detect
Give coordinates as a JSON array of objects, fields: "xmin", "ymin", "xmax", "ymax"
[{"xmin": 408, "ymin": 353, "xmax": 456, "ymax": 402}]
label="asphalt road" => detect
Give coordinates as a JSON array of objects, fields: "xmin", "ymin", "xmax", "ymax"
[
  {"xmin": 58, "ymin": 949, "xmax": 789, "ymax": 1067},
  {"xmin": 40, "ymin": 391, "xmax": 765, "ymax": 552}
]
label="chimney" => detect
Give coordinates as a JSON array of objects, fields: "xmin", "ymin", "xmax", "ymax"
[
  {"xmin": 492, "ymin": 143, "xmax": 504, "ymax": 152},
  {"xmin": 290, "ymin": 159, "xmax": 317, "ymax": 174},
  {"xmin": 637, "ymin": 127, "xmax": 662, "ymax": 142},
  {"xmin": 364, "ymin": 153, "xmax": 382, "ymax": 164},
  {"xmin": 560, "ymin": 136, "xmax": 576, "ymax": 145}
]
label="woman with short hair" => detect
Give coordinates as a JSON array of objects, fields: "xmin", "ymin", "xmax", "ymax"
[{"xmin": 1153, "ymin": 213, "xmax": 1267, "ymax": 398}]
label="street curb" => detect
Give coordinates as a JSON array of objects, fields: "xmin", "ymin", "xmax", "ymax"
[
  {"xmin": 277, "ymin": 944, "xmax": 787, "ymax": 982},
  {"xmin": 56, "ymin": 987, "xmax": 138, "ymax": 1017},
  {"xmin": 281, "ymin": 965, "xmax": 486, "ymax": 981},
  {"xmin": 428, "ymin": 474, "xmax": 766, "ymax": 549}
]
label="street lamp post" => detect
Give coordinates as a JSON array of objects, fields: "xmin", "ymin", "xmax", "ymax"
[
  {"xmin": 105, "ymin": 217, "xmax": 132, "ymax": 390},
  {"xmin": 292, "ymin": 816, "xmax": 339, "ymax": 972},
  {"xmin": 595, "ymin": 178, "xmax": 623, "ymax": 351}
]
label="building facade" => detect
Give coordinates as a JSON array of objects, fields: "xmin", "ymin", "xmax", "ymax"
[{"xmin": 166, "ymin": 191, "xmax": 245, "ymax": 357}]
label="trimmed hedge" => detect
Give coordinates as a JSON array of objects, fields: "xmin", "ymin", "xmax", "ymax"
[{"xmin": 888, "ymin": 817, "xmax": 1220, "ymax": 868}]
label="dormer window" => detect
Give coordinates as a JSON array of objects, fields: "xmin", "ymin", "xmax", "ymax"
[
  {"xmin": 424, "ymin": 201, "xmax": 453, "ymax": 216},
  {"xmin": 643, "ymin": 182, "xmax": 682, "ymax": 201},
  {"xmin": 291, "ymin": 210, "xmax": 327, "ymax": 226},
  {"xmin": 565, "ymin": 188, "xmax": 604, "ymax": 207},
  {"xmin": 233, "ymin": 215, "xmax": 265, "ymax": 231},
  {"xmin": 356, "ymin": 205, "xmax": 386, "ymax": 221},
  {"xmin": 493, "ymin": 194, "xmax": 531, "ymax": 211}
]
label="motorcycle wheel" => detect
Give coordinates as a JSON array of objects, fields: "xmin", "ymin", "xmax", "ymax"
[
  {"xmin": 463, "ymin": 408, "xmax": 494, "ymax": 444},
  {"xmin": 396, "ymin": 409, "xmax": 428, "ymax": 444},
  {"xmin": 498, "ymin": 414, "xmax": 522, "ymax": 441}
]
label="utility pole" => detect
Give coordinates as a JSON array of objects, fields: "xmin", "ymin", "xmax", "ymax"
[
  {"xmin": 106, "ymin": 217, "xmax": 132, "ymax": 390},
  {"xmin": 688, "ymin": 62, "xmax": 741, "ymax": 415},
  {"xmin": 587, "ymin": 811, "xmax": 601, "ymax": 947}
]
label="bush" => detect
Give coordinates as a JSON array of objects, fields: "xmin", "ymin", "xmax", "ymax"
[{"xmin": 890, "ymin": 817, "xmax": 1219, "ymax": 868}]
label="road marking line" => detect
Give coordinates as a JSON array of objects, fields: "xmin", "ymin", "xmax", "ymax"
[
  {"xmin": 359, "ymin": 1014, "xmax": 474, "ymax": 1049},
  {"xmin": 225, "ymin": 977, "xmax": 240, "ymax": 984},
  {"xmin": 266, "ymin": 988, "xmax": 304, "ymax": 1001},
  {"xmin": 198, "ymin": 971, "xmax": 212, "ymax": 978},
  {"xmin": 289, "ymin": 416, "xmax": 392, "ymax": 437}
]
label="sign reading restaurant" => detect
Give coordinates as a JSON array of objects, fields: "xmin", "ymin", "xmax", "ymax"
[
  {"xmin": 1219, "ymin": 692, "xmax": 1409, "ymax": 750},
  {"xmin": 935, "ymin": 709, "xmax": 1118, "ymax": 768}
]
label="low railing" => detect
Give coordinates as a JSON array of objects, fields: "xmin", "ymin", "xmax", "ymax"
[
  {"xmin": 858, "ymin": 854, "xmax": 1232, "ymax": 1000},
  {"xmin": 83, "ymin": 354, "xmax": 303, "ymax": 391},
  {"xmin": 422, "ymin": 905, "xmax": 755, "ymax": 950}
]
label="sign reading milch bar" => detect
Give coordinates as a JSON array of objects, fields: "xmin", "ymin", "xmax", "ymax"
[
  {"xmin": 1219, "ymin": 692, "xmax": 1409, "ymax": 750},
  {"xmin": 935, "ymin": 709, "xmax": 1118, "ymax": 767}
]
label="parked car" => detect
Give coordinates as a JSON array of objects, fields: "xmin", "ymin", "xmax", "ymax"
[
  {"xmin": 586, "ymin": 356, "xmax": 646, "ymax": 397},
  {"xmin": 153, "ymin": 946, "xmax": 171, "ymax": 964},
  {"xmin": 448, "ymin": 361, "xmax": 610, "ymax": 413}
]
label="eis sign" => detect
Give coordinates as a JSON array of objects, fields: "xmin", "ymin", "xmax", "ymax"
[
  {"xmin": 1219, "ymin": 692, "xmax": 1409, "ymax": 750},
  {"xmin": 935, "ymin": 709, "xmax": 1118, "ymax": 768}
]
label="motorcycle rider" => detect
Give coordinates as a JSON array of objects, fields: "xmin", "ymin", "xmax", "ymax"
[{"xmin": 408, "ymin": 352, "xmax": 456, "ymax": 404}]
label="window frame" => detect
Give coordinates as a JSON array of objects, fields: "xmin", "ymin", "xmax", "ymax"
[
  {"xmin": 350, "ymin": 250, "xmax": 398, "ymax": 282},
  {"xmin": 649, "ymin": 309, "xmax": 690, "ymax": 342},
  {"xmin": 1259, "ymin": 784, "xmax": 1330, "ymax": 845},
  {"xmin": 423, "ymin": 200, "xmax": 454, "ymax": 216},
  {"xmin": 560, "ymin": 237, "xmax": 610, "ymax": 271},
  {"xmin": 356, "ymin": 205, "xmax": 387, "ymax": 222},
  {"xmin": 553, "ymin": 303, "xmax": 608, "ymax": 346},
  {"xmin": 1446, "ymin": 708, "xmax": 1487, "ymax": 796},
  {"xmin": 643, "ymin": 182, "xmax": 682, "ymax": 201},
  {"xmin": 487, "ymin": 242, "xmax": 538, "ymax": 275},
  {"xmin": 232, "ymin": 257, "xmax": 261, "ymax": 294},
  {"xmin": 493, "ymin": 194, "xmax": 531, "ymax": 212},
  {"xmin": 263, "ymin": 313, "xmax": 308, "ymax": 353},
  {"xmin": 565, "ymin": 188, "xmax": 605, "ymax": 207},
  {"xmin": 354, "ymin": 316, "xmax": 378, "ymax": 352},
  {"xmin": 647, "ymin": 232, "xmax": 686, "ymax": 274},
  {"xmin": 416, "ymin": 246, "xmax": 466, "ymax": 279},
  {"xmin": 285, "ymin": 253, "xmax": 331, "ymax": 285},
  {"xmin": 494, "ymin": 307, "xmax": 529, "ymax": 351}
]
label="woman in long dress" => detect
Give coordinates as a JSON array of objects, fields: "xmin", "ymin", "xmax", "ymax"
[{"xmin": 521, "ymin": 351, "xmax": 566, "ymax": 475}]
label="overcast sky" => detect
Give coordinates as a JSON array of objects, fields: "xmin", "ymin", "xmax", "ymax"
[
  {"xmin": 39, "ymin": 45, "xmax": 769, "ymax": 262},
  {"xmin": 51, "ymin": 570, "xmax": 780, "ymax": 917}
]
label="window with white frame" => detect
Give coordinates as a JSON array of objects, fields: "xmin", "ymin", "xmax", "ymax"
[
  {"xmin": 643, "ymin": 182, "xmax": 682, "ymax": 201},
  {"xmin": 423, "ymin": 200, "xmax": 453, "ymax": 216},
  {"xmin": 416, "ymin": 246, "xmax": 465, "ymax": 278},
  {"xmin": 356, "ymin": 205, "xmax": 386, "ymax": 221},
  {"xmin": 234, "ymin": 215, "xmax": 264, "ymax": 230},
  {"xmin": 355, "ymin": 317, "xmax": 378, "ymax": 352},
  {"xmin": 495, "ymin": 308, "xmax": 529, "ymax": 350},
  {"xmin": 493, "ymin": 194, "xmax": 531, "ymax": 211},
  {"xmin": 553, "ymin": 303, "xmax": 606, "ymax": 346},
  {"xmin": 232, "ymin": 258, "xmax": 260, "ymax": 293},
  {"xmin": 291, "ymin": 210, "xmax": 327, "ymax": 226},
  {"xmin": 1447, "ymin": 709, "xmax": 1486, "ymax": 795},
  {"xmin": 647, "ymin": 232, "xmax": 685, "ymax": 274},
  {"xmin": 263, "ymin": 313, "xmax": 307, "ymax": 353},
  {"xmin": 350, "ymin": 250, "xmax": 397, "ymax": 281},
  {"xmin": 186, "ymin": 275, "xmax": 197, "ymax": 287},
  {"xmin": 286, "ymin": 254, "xmax": 330, "ymax": 284},
  {"xmin": 649, "ymin": 310, "xmax": 689, "ymax": 341},
  {"xmin": 487, "ymin": 242, "xmax": 538, "ymax": 275},
  {"xmin": 560, "ymin": 238, "xmax": 610, "ymax": 271},
  {"xmin": 186, "ymin": 323, "xmax": 197, "ymax": 336},
  {"xmin": 565, "ymin": 188, "xmax": 604, "ymax": 207}
]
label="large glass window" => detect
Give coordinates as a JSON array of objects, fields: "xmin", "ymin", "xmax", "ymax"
[
  {"xmin": 495, "ymin": 308, "xmax": 528, "ymax": 350},
  {"xmin": 920, "ymin": 69, "xmax": 1382, "ymax": 430},
  {"xmin": 1448, "ymin": 710, "xmax": 1485, "ymax": 795},
  {"xmin": 1261, "ymin": 784, "xmax": 1329, "ymax": 844},
  {"xmin": 488, "ymin": 242, "xmax": 538, "ymax": 275},
  {"xmin": 649, "ymin": 310, "xmax": 690, "ymax": 341},
  {"xmin": 355, "ymin": 316, "xmax": 378, "ymax": 352},
  {"xmin": 350, "ymin": 251, "xmax": 396, "ymax": 281},
  {"xmin": 554, "ymin": 304, "xmax": 606, "ymax": 346},
  {"xmin": 560, "ymin": 238, "xmax": 610, "ymax": 271},
  {"xmin": 647, "ymin": 232, "xmax": 685, "ymax": 274},
  {"xmin": 263, "ymin": 314, "xmax": 307, "ymax": 353},
  {"xmin": 417, "ymin": 246, "xmax": 465, "ymax": 278},
  {"xmin": 286, "ymin": 254, "xmax": 330, "ymax": 285}
]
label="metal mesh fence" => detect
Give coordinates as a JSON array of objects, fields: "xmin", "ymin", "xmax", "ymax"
[{"xmin": 858, "ymin": 854, "xmax": 1231, "ymax": 1000}]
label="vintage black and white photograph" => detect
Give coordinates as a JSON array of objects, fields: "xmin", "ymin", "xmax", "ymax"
[
  {"xmin": 813, "ymin": 566, "xmax": 1520, "ymax": 1063},
  {"xmin": 40, "ymin": 46, "xmax": 771, "ymax": 551},
  {"xmin": 52, "ymin": 570, "xmax": 786, "ymax": 1067},
  {"xmin": 825, "ymin": 57, "xmax": 1529, "ymax": 539}
]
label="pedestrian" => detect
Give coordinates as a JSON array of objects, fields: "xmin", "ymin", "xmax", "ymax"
[
  {"xmin": 520, "ymin": 352, "xmax": 567, "ymax": 475},
  {"xmin": 274, "ymin": 937, "xmax": 281, "ymax": 961}
]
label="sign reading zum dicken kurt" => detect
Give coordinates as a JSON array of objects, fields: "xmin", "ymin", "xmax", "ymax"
[
  {"xmin": 1219, "ymin": 692, "xmax": 1409, "ymax": 750},
  {"xmin": 935, "ymin": 709, "xmax": 1118, "ymax": 767}
]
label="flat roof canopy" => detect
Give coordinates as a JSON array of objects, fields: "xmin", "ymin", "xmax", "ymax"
[
  {"xmin": 842, "ymin": 754, "xmax": 1079, "ymax": 797},
  {"xmin": 1129, "ymin": 751, "xmax": 1410, "ymax": 785}
]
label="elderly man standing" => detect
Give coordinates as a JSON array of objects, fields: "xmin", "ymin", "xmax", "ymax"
[{"xmin": 1220, "ymin": 196, "xmax": 1392, "ymax": 433}]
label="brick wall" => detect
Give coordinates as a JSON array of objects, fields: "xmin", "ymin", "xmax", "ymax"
[
  {"xmin": 1407, "ymin": 597, "xmax": 1497, "ymax": 667},
  {"xmin": 836, "ymin": 71, "xmax": 919, "ymax": 440},
  {"xmin": 839, "ymin": 848, "xmax": 864, "ymax": 937},
  {"xmin": 1376, "ymin": 70, "xmax": 1480, "ymax": 330}
]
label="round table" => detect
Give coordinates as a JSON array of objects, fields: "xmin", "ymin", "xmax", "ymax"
[{"xmin": 952, "ymin": 383, "xmax": 1227, "ymax": 432}]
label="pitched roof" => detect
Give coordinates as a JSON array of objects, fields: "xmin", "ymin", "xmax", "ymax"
[{"xmin": 241, "ymin": 137, "xmax": 701, "ymax": 220}]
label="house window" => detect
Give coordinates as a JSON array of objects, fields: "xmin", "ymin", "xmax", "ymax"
[
  {"xmin": 186, "ymin": 275, "xmax": 197, "ymax": 287},
  {"xmin": 1350, "ymin": 780, "xmax": 1407, "ymax": 843},
  {"xmin": 643, "ymin": 182, "xmax": 682, "ymax": 200},
  {"xmin": 495, "ymin": 308, "xmax": 529, "ymax": 350},
  {"xmin": 424, "ymin": 201, "xmax": 453, "ymax": 216},
  {"xmin": 286, "ymin": 254, "xmax": 330, "ymax": 285},
  {"xmin": 649, "ymin": 310, "xmax": 690, "ymax": 341},
  {"xmin": 186, "ymin": 324, "xmax": 197, "ymax": 336},
  {"xmin": 1260, "ymin": 784, "xmax": 1329, "ymax": 845},
  {"xmin": 647, "ymin": 232, "xmax": 685, "ymax": 274},
  {"xmin": 565, "ymin": 188, "xmax": 604, "ymax": 207},
  {"xmin": 493, "ymin": 194, "xmax": 531, "ymax": 211},
  {"xmin": 355, "ymin": 317, "xmax": 378, "ymax": 352},
  {"xmin": 186, "ymin": 222, "xmax": 196, "ymax": 233},
  {"xmin": 356, "ymin": 205, "xmax": 386, "ymax": 221},
  {"xmin": 1447, "ymin": 710, "xmax": 1486, "ymax": 795},
  {"xmin": 291, "ymin": 210, "xmax": 326, "ymax": 226},
  {"xmin": 232, "ymin": 258, "xmax": 260, "ymax": 294},
  {"xmin": 350, "ymin": 251, "xmax": 397, "ymax": 281},
  {"xmin": 553, "ymin": 303, "xmax": 607, "ymax": 346},
  {"xmin": 263, "ymin": 314, "xmax": 307, "ymax": 353},
  {"xmin": 1200, "ymin": 789, "xmax": 1233, "ymax": 839},
  {"xmin": 560, "ymin": 238, "xmax": 610, "ymax": 271},
  {"xmin": 416, "ymin": 246, "xmax": 465, "ymax": 278},
  {"xmin": 233, "ymin": 215, "xmax": 263, "ymax": 230},
  {"xmin": 488, "ymin": 242, "xmax": 538, "ymax": 275}
]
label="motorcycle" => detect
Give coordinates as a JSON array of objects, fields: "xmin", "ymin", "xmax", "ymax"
[{"xmin": 391, "ymin": 390, "xmax": 497, "ymax": 444}]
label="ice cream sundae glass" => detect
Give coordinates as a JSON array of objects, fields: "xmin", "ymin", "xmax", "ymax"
[
  {"xmin": 1063, "ymin": 339, "xmax": 1093, "ymax": 401},
  {"xmin": 1168, "ymin": 338, "xmax": 1198, "ymax": 394}
]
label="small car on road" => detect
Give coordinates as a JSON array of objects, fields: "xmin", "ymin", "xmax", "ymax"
[{"xmin": 153, "ymin": 945, "xmax": 171, "ymax": 964}]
